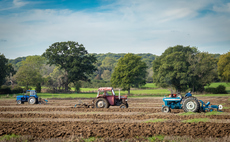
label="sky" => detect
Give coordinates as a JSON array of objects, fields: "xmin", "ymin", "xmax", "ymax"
[{"xmin": 0, "ymin": 0, "xmax": 230, "ymax": 59}]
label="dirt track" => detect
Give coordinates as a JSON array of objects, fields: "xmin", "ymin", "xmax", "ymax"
[{"xmin": 0, "ymin": 96, "xmax": 230, "ymax": 140}]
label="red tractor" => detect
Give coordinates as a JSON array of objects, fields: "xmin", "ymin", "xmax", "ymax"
[{"xmin": 93, "ymin": 87, "xmax": 128, "ymax": 108}]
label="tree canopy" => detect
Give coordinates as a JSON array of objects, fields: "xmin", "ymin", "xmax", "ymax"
[
  {"xmin": 153, "ymin": 45, "xmax": 218, "ymax": 92},
  {"xmin": 14, "ymin": 56, "xmax": 45, "ymax": 89},
  {"xmin": 218, "ymin": 51, "xmax": 230, "ymax": 82},
  {"xmin": 42, "ymin": 41, "xmax": 97, "ymax": 91},
  {"xmin": 111, "ymin": 53, "xmax": 147, "ymax": 94},
  {"xmin": 0, "ymin": 53, "xmax": 9, "ymax": 86}
]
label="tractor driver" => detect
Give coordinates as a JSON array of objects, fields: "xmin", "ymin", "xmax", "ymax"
[{"xmin": 185, "ymin": 91, "xmax": 192, "ymax": 97}]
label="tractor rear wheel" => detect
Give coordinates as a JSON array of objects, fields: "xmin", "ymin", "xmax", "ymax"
[
  {"xmin": 120, "ymin": 104, "xmax": 127, "ymax": 108},
  {"xmin": 95, "ymin": 98, "xmax": 109, "ymax": 108},
  {"xmin": 28, "ymin": 97, "xmax": 36, "ymax": 104},
  {"xmin": 182, "ymin": 97, "xmax": 200, "ymax": 112},
  {"xmin": 162, "ymin": 106, "xmax": 171, "ymax": 113},
  {"xmin": 17, "ymin": 100, "xmax": 22, "ymax": 104}
]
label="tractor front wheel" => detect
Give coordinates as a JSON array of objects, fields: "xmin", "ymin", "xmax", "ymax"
[
  {"xmin": 28, "ymin": 97, "xmax": 36, "ymax": 104},
  {"xmin": 95, "ymin": 98, "xmax": 109, "ymax": 108},
  {"xmin": 120, "ymin": 104, "xmax": 127, "ymax": 108},
  {"xmin": 162, "ymin": 106, "xmax": 171, "ymax": 113},
  {"xmin": 182, "ymin": 97, "xmax": 200, "ymax": 112},
  {"xmin": 17, "ymin": 100, "xmax": 22, "ymax": 104}
]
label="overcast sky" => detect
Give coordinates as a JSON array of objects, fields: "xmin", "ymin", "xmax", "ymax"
[{"xmin": 0, "ymin": 0, "xmax": 230, "ymax": 59}]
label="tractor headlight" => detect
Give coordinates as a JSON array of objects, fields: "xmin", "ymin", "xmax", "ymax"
[{"xmin": 125, "ymin": 99, "xmax": 128, "ymax": 101}]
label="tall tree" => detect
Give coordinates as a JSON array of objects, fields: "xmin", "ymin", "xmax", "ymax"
[
  {"xmin": 0, "ymin": 53, "xmax": 9, "ymax": 85},
  {"xmin": 14, "ymin": 56, "xmax": 45, "ymax": 90},
  {"xmin": 153, "ymin": 45, "xmax": 218, "ymax": 92},
  {"xmin": 218, "ymin": 51, "xmax": 230, "ymax": 82},
  {"xmin": 42, "ymin": 41, "xmax": 97, "ymax": 91},
  {"xmin": 111, "ymin": 53, "xmax": 147, "ymax": 95},
  {"xmin": 187, "ymin": 52, "xmax": 218, "ymax": 92},
  {"xmin": 153, "ymin": 45, "xmax": 198, "ymax": 92}
]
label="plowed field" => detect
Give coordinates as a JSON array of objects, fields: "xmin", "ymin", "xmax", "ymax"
[{"xmin": 0, "ymin": 96, "xmax": 230, "ymax": 141}]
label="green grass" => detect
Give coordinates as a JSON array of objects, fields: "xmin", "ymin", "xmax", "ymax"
[
  {"xmin": 205, "ymin": 82, "xmax": 230, "ymax": 88},
  {"xmin": 205, "ymin": 82, "xmax": 230, "ymax": 93},
  {"xmin": 148, "ymin": 135, "xmax": 165, "ymax": 142},
  {"xmin": 0, "ymin": 134, "xmax": 20, "ymax": 141},
  {"xmin": 194, "ymin": 94, "xmax": 230, "ymax": 97},
  {"xmin": 141, "ymin": 83, "xmax": 158, "ymax": 88},
  {"xmin": 182, "ymin": 118, "xmax": 209, "ymax": 123},
  {"xmin": 144, "ymin": 119, "xmax": 167, "ymax": 123},
  {"xmin": 205, "ymin": 111, "xmax": 224, "ymax": 116},
  {"xmin": 83, "ymin": 137, "xmax": 96, "ymax": 142},
  {"xmin": 178, "ymin": 112, "xmax": 197, "ymax": 116}
]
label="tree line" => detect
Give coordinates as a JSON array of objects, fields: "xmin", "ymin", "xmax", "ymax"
[{"xmin": 0, "ymin": 41, "xmax": 229, "ymax": 95}]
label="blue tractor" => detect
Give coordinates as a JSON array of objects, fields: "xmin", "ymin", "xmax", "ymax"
[
  {"xmin": 162, "ymin": 93, "xmax": 223, "ymax": 113},
  {"xmin": 16, "ymin": 90, "xmax": 39, "ymax": 104}
]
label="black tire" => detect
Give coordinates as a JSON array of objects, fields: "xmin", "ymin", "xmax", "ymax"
[
  {"xmin": 28, "ymin": 97, "xmax": 36, "ymax": 104},
  {"xmin": 95, "ymin": 98, "xmax": 109, "ymax": 108},
  {"xmin": 162, "ymin": 106, "xmax": 171, "ymax": 113},
  {"xmin": 120, "ymin": 104, "xmax": 127, "ymax": 108},
  {"xmin": 182, "ymin": 96, "xmax": 198, "ymax": 104},
  {"xmin": 182, "ymin": 97, "xmax": 200, "ymax": 112},
  {"xmin": 126, "ymin": 103, "xmax": 129, "ymax": 108},
  {"xmin": 17, "ymin": 100, "xmax": 22, "ymax": 104}
]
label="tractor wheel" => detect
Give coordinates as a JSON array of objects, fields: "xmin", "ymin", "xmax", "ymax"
[
  {"xmin": 120, "ymin": 104, "xmax": 127, "ymax": 108},
  {"xmin": 182, "ymin": 97, "xmax": 200, "ymax": 112},
  {"xmin": 28, "ymin": 97, "xmax": 36, "ymax": 105},
  {"xmin": 95, "ymin": 98, "xmax": 109, "ymax": 108},
  {"xmin": 182, "ymin": 96, "xmax": 198, "ymax": 104},
  {"xmin": 17, "ymin": 100, "xmax": 22, "ymax": 104},
  {"xmin": 126, "ymin": 103, "xmax": 129, "ymax": 108},
  {"xmin": 162, "ymin": 106, "xmax": 171, "ymax": 113}
]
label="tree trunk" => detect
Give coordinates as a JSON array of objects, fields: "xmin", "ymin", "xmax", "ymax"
[
  {"xmin": 65, "ymin": 82, "xmax": 68, "ymax": 92},
  {"xmin": 64, "ymin": 71, "xmax": 69, "ymax": 92},
  {"xmin": 128, "ymin": 89, "xmax": 130, "ymax": 95}
]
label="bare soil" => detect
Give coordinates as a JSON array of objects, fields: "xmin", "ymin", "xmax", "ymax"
[{"xmin": 0, "ymin": 96, "xmax": 230, "ymax": 141}]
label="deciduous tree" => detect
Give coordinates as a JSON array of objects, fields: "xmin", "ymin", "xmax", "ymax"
[
  {"xmin": 218, "ymin": 51, "xmax": 230, "ymax": 82},
  {"xmin": 0, "ymin": 53, "xmax": 16, "ymax": 86},
  {"xmin": 153, "ymin": 45, "xmax": 198, "ymax": 92},
  {"xmin": 15, "ymin": 56, "xmax": 45, "ymax": 89},
  {"xmin": 42, "ymin": 41, "xmax": 97, "ymax": 91},
  {"xmin": 111, "ymin": 53, "xmax": 147, "ymax": 95},
  {"xmin": 153, "ymin": 45, "xmax": 218, "ymax": 92}
]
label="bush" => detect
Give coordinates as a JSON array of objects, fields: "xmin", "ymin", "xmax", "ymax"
[
  {"xmin": 205, "ymin": 87, "xmax": 216, "ymax": 94},
  {"xmin": 12, "ymin": 85, "xmax": 23, "ymax": 94},
  {"xmin": 0, "ymin": 85, "xmax": 11, "ymax": 94},
  {"xmin": 216, "ymin": 85, "xmax": 227, "ymax": 94},
  {"xmin": 205, "ymin": 85, "xmax": 227, "ymax": 94}
]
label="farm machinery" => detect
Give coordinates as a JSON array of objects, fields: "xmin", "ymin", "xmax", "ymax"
[
  {"xmin": 75, "ymin": 87, "xmax": 128, "ymax": 108},
  {"xmin": 16, "ymin": 90, "xmax": 48, "ymax": 105},
  {"xmin": 162, "ymin": 93, "xmax": 223, "ymax": 113}
]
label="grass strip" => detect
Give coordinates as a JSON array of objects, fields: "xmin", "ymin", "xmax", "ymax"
[
  {"xmin": 0, "ymin": 134, "xmax": 20, "ymax": 141},
  {"xmin": 144, "ymin": 119, "xmax": 167, "ymax": 123},
  {"xmin": 182, "ymin": 118, "xmax": 209, "ymax": 123},
  {"xmin": 205, "ymin": 111, "xmax": 225, "ymax": 116},
  {"xmin": 148, "ymin": 135, "xmax": 165, "ymax": 142}
]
